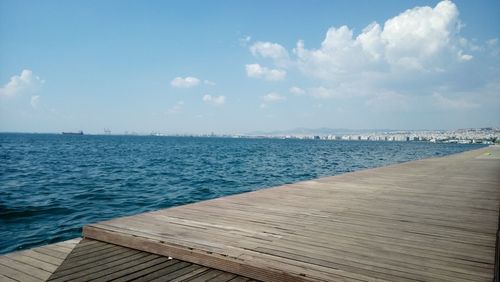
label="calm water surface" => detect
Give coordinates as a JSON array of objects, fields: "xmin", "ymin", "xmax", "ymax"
[{"xmin": 0, "ymin": 133, "xmax": 485, "ymax": 254}]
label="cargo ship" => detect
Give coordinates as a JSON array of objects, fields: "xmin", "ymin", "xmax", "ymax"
[{"xmin": 62, "ymin": 131, "xmax": 84, "ymax": 135}]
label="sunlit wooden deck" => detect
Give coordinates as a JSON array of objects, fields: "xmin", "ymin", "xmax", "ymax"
[
  {"xmin": 80, "ymin": 146, "xmax": 500, "ymax": 281},
  {"xmin": 0, "ymin": 238, "xmax": 251, "ymax": 282},
  {"xmin": 0, "ymin": 238, "xmax": 80, "ymax": 281},
  {"xmin": 47, "ymin": 239, "xmax": 254, "ymax": 282}
]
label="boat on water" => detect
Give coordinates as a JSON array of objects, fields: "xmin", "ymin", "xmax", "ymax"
[{"xmin": 62, "ymin": 131, "xmax": 84, "ymax": 135}]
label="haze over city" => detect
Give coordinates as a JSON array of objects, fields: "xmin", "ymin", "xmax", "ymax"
[{"xmin": 1, "ymin": 0, "xmax": 499, "ymax": 134}]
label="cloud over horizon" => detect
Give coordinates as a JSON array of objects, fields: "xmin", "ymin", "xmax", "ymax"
[{"xmin": 247, "ymin": 0, "xmax": 499, "ymax": 112}]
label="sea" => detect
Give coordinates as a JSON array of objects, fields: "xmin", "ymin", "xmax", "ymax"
[{"xmin": 0, "ymin": 133, "xmax": 485, "ymax": 254}]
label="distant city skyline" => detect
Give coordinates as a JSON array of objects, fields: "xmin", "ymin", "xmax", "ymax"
[{"xmin": 1, "ymin": 0, "xmax": 499, "ymax": 134}]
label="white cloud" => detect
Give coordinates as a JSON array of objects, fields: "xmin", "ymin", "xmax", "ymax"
[
  {"xmin": 30, "ymin": 95, "xmax": 41, "ymax": 109},
  {"xmin": 250, "ymin": 41, "xmax": 289, "ymax": 63},
  {"xmin": 290, "ymin": 0, "xmax": 474, "ymax": 79},
  {"xmin": 433, "ymin": 93, "xmax": 479, "ymax": 109},
  {"xmin": 296, "ymin": 85, "xmax": 358, "ymax": 99},
  {"xmin": 245, "ymin": 64, "xmax": 286, "ymax": 81},
  {"xmin": 203, "ymin": 94, "xmax": 226, "ymax": 105},
  {"xmin": 290, "ymin": 80, "xmax": 392, "ymax": 100},
  {"xmin": 260, "ymin": 92, "xmax": 286, "ymax": 108},
  {"xmin": 381, "ymin": 1, "xmax": 461, "ymax": 67},
  {"xmin": 457, "ymin": 50, "xmax": 473, "ymax": 61},
  {"xmin": 0, "ymin": 69, "xmax": 45, "ymax": 97},
  {"xmin": 170, "ymin": 77, "xmax": 216, "ymax": 88},
  {"xmin": 167, "ymin": 101, "xmax": 184, "ymax": 114},
  {"xmin": 262, "ymin": 92, "xmax": 286, "ymax": 102},
  {"xmin": 289, "ymin": 86, "xmax": 305, "ymax": 95},
  {"xmin": 170, "ymin": 76, "xmax": 201, "ymax": 88}
]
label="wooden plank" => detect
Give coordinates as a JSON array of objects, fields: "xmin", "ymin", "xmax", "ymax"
[
  {"xmin": 48, "ymin": 250, "xmax": 145, "ymax": 280},
  {"xmin": 5, "ymin": 253, "xmax": 58, "ymax": 273},
  {"xmin": 63, "ymin": 242, "xmax": 117, "ymax": 259},
  {"xmin": 138, "ymin": 261, "xmax": 191, "ymax": 281},
  {"xmin": 111, "ymin": 259, "xmax": 179, "ymax": 282},
  {"xmin": 188, "ymin": 269, "xmax": 225, "ymax": 282},
  {"xmin": 229, "ymin": 277, "xmax": 250, "ymax": 282},
  {"xmin": 59, "ymin": 244, "xmax": 123, "ymax": 264},
  {"xmin": 170, "ymin": 266, "xmax": 210, "ymax": 282},
  {"xmin": 0, "ymin": 273, "xmax": 17, "ymax": 282},
  {"xmin": 17, "ymin": 250, "xmax": 63, "ymax": 267},
  {"xmin": 209, "ymin": 272, "xmax": 239, "ymax": 282},
  {"xmin": 54, "ymin": 246, "xmax": 134, "ymax": 273},
  {"xmin": 80, "ymin": 254, "xmax": 165, "ymax": 281},
  {"xmin": 64, "ymin": 239, "xmax": 106, "ymax": 254},
  {"xmin": 38, "ymin": 245, "xmax": 73, "ymax": 255},
  {"xmin": 150, "ymin": 263, "xmax": 206, "ymax": 282},
  {"xmin": 0, "ymin": 264, "xmax": 41, "ymax": 282},
  {"xmin": 0, "ymin": 256, "xmax": 51, "ymax": 281},
  {"xmin": 33, "ymin": 248, "xmax": 68, "ymax": 260}
]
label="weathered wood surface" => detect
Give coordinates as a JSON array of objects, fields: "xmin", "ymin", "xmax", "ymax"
[
  {"xmin": 47, "ymin": 238, "xmax": 254, "ymax": 282},
  {"xmin": 84, "ymin": 146, "xmax": 500, "ymax": 281},
  {"xmin": 0, "ymin": 238, "xmax": 81, "ymax": 282}
]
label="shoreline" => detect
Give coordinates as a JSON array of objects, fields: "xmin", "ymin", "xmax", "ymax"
[{"xmin": 0, "ymin": 131, "xmax": 497, "ymax": 145}]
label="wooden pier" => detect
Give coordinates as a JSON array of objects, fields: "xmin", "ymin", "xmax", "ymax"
[{"xmin": 2, "ymin": 146, "xmax": 499, "ymax": 281}]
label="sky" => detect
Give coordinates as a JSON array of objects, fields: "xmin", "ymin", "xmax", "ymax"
[{"xmin": 1, "ymin": 0, "xmax": 499, "ymax": 134}]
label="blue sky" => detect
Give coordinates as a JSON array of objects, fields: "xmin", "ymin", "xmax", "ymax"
[{"xmin": 1, "ymin": 0, "xmax": 499, "ymax": 134}]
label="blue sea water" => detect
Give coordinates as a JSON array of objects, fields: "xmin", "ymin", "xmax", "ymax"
[{"xmin": 0, "ymin": 133, "xmax": 485, "ymax": 254}]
